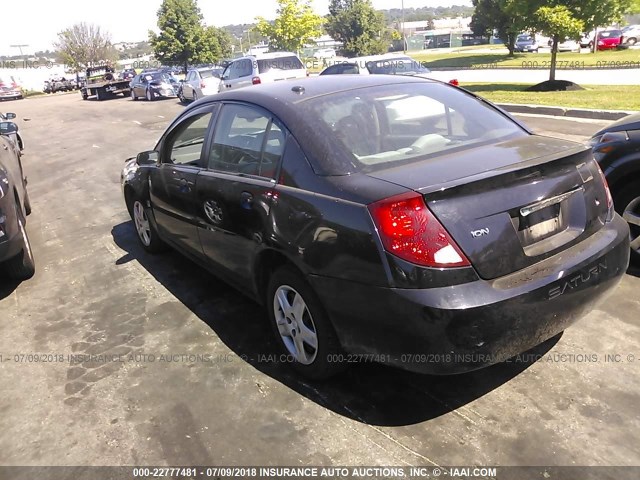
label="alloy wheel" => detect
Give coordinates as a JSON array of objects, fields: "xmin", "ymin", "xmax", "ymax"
[
  {"xmin": 133, "ymin": 201, "xmax": 151, "ymax": 246},
  {"xmin": 273, "ymin": 285, "xmax": 318, "ymax": 365}
]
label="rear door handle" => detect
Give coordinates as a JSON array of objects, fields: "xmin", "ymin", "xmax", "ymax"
[
  {"xmin": 240, "ymin": 191, "xmax": 253, "ymax": 209},
  {"xmin": 179, "ymin": 178, "xmax": 192, "ymax": 193}
]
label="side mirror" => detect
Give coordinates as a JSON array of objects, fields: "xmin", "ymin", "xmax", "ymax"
[
  {"xmin": 5, "ymin": 113, "xmax": 16, "ymax": 119},
  {"xmin": 0, "ymin": 122, "xmax": 18, "ymax": 135},
  {"xmin": 136, "ymin": 150, "xmax": 159, "ymax": 165}
]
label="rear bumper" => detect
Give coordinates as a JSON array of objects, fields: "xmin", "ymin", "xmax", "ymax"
[{"xmin": 309, "ymin": 214, "xmax": 630, "ymax": 374}]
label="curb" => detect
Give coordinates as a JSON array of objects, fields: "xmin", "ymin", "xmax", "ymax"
[{"xmin": 497, "ymin": 103, "xmax": 635, "ymax": 121}]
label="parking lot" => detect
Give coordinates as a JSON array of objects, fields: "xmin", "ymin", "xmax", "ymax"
[{"xmin": 1, "ymin": 92, "xmax": 639, "ymax": 469}]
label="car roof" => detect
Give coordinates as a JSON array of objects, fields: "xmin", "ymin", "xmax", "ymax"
[{"xmin": 236, "ymin": 51, "xmax": 300, "ymax": 60}]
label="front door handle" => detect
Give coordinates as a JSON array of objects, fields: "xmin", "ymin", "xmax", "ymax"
[{"xmin": 240, "ymin": 191, "xmax": 253, "ymax": 209}]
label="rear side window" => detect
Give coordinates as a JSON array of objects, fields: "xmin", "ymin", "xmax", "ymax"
[
  {"xmin": 257, "ymin": 56, "xmax": 304, "ymax": 73},
  {"xmin": 208, "ymin": 104, "xmax": 285, "ymax": 178}
]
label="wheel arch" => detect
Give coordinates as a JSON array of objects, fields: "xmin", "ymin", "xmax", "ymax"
[
  {"xmin": 603, "ymin": 152, "xmax": 640, "ymax": 197},
  {"xmin": 253, "ymin": 248, "xmax": 307, "ymax": 306}
]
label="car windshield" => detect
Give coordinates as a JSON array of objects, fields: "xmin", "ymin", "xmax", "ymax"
[
  {"xmin": 517, "ymin": 35, "xmax": 533, "ymax": 43},
  {"xmin": 146, "ymin": 72, "xmax": 175, "ymax": 83},
  {"xmin": 257, "ymin": 56, "xmax": 304, "ymax": 73},
  {"xmin": 366, "ymin": 58, "xmax": 429, "ymax": 75},
  {"xmin": 302, "ymin": 82, "xmax": 526, "ymax": 174},
  {"xmin": 600, "ymin": 30, "xmax": 622, "ymax": 37}
]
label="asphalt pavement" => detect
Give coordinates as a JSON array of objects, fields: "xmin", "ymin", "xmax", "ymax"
[{"xmin": 0, "ymin": 93, "xmax": 639, "ymax": 471}]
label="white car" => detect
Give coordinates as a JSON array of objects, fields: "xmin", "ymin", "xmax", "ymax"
[
  {"xmin": 320, "ymin": 54, "xmax": 430, "ymax": 77},
  {"xmin": 556, "ymin": 38, "xmax": 581, "ymax": 52},
  {"xmin": 313, "ymin": 48, "xmax": 337, "ymax": 59},
  {"xmin": 622, "ymin": 26, "xmax": 640, "ymax": 45},
  {"xmin": 218, "ymin": 52, "xmax": 307, "ymax": 92}
]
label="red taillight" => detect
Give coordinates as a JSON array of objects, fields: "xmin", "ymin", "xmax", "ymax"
[
  {"xmin": 368, "ymin": 192, "xmax": 470, "ymax": 268},
  {"xmin": 448, "ymin": 79, "xmax": 459, "ymax": 86},
  {"xmin": 595, "ymin": 163, "xmax": 614, "ymax": 221},
  {"xmin": 252, "ymin": 76, "xmax": 261, "ymax": 85},
  {"xmin": 200, "ymin": 81, "xmax": 206, "ymax": 88}
]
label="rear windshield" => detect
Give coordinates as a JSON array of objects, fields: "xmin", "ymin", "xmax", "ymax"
[
  {"xmin": 301, "ymin": 82, "xmax": 526, "ymax": 174},
  {"xmin": 600, "ymin": 30, "xmax": 621, "ymax": 37},
  {"xmin": 200, "ymin": 69, "xmax": 223, "ymax": 79},
  {"xmin": 257, "ymin": 56, "xmax": 304, "ymax": 73}
]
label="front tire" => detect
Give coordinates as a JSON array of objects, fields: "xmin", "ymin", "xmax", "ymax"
[
  {"xmin": 614, "ymin": 180, "xmax": 640, "ymax": 266},
  {"xmin": 146, "ymin": 89, "xmax": 154, "ymax": 101},
  {"xmin": 4, "ymin": 203, "xmax": 35, "ymax": 280},
  {"xmin": 129, "ymin": 196, "xmax": 166, "ymax": 253},
  {"xmin": 131, "ymin": 89, "xmax": 137, "ymax": 101},
  {"xmin": 267, "ymin": 266, "xmax": 345, "ymax": 379}
]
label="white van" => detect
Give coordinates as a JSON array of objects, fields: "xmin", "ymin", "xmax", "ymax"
[{"xmin": 218, "ymin": 52, "xmax": 307, "ymax": 92}]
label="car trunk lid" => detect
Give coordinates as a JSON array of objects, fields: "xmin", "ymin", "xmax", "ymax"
[{"xmin": 366, "ymin": 135, "xmax": 612, "ymax": 279}]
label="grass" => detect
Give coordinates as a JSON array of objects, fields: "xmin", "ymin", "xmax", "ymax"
[
  {"xmin": 412, "ymin": 48, "xmax": 640, "ymax": 69},
  {"xmin": 463, "ymin": 83, "xmax": 640, "ymax": 111}
]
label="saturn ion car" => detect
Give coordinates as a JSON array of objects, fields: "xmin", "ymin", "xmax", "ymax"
[{"xmin": 121, "ymin": 76, "xmax": 629, "ymax": 379}]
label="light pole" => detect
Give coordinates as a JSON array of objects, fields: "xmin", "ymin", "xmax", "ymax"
[{"xmin": 401, "ymin": 0, "xmax": 406, "ymax": 53}]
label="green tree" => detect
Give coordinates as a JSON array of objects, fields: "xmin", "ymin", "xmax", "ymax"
[
  {"xmin": 149, "ymin": 0, "xmax": 228, "ymax": 71},
  {"xmin": 534, "ymin": 6, "xmax": 584, "ymax": 80},
  {"xmin": 326, "ymin": 0, "xmax": 388, "ymax": 56},
  {"xmin": 54, "ymin": 23, "xmax": 118, "ymax": 70},
  {"xmin": 255, "ymin": 0, "xmax": 324, "ymax": 53},
  {"xmin": 470, "ymin": 0, "xmax": 524, "ymax": 55}
]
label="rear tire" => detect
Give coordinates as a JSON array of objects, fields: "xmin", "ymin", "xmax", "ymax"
[
  {"xmin": 266, "ymin": 266, "xmax": 345, "ymax": 379},
  {"xmin": 613, "ymin": 180, "xmax": 640, "ymax": 266},
  {"xmin": 4, "ymin": 203, "xmax": 35, "ymax": 280}
]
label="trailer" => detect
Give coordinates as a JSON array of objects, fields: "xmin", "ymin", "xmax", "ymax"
[{"xmin": 80, "ymin": 65, "xmax": 131, "ymax": 101}]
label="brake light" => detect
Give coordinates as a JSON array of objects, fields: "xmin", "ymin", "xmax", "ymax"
[
  {"xmin": 448, "ymin": 79, "xmax": 459, "ymax": 86},
  {"xmin": 595, "ymin": 163, "xmax": 614, "ymax": 222},
  {"xmin": 368, "ymin": 192, "xmax": 470, "ymax": 268},
  {"xmin": 200, "ymin": 81, "xmax": 206, "ymax": 88},
  {"xmin": 252, "ymin": 76, "xmax": 261, "ymax": 85}
]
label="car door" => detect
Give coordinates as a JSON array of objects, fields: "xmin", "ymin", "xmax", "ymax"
[
  {"xmin": 195, "ymin": 102, "xmax": 286, "ymax": 285},
  {"xmin": 149, "ymin": 105, "xmax": 217, "ymax": 257},
  {"xmin": 181, "ymin": 71, "xmax": 193, "ymax": 99},
  {"xmin": 221, "ymin": 59, "xmax": 253, "ymax": 91}
]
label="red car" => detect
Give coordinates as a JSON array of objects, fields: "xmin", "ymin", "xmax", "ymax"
[{"xmin": 596, "ymin": 30, "xmax": 622, "ymax": 50}]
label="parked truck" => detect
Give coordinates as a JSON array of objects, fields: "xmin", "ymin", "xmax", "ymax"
[{"xmin": 80, "ymin": 65, "xmax": 130, "ymax": 101}]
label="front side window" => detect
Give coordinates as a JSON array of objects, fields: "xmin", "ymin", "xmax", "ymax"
[
  {"xmin": 164, "ymin": 112, "xmax": 213, "ymax": 166},
  {"xmin": 208, "ymin": 104, "xmax": 285, "ymax": 178}
]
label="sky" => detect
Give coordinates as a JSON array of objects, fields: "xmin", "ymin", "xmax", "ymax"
[{"xmin": 0, "ymin": 0, "xmax": 471, "ymax": 55}]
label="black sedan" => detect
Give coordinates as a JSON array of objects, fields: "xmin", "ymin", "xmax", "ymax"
[
  {"xmin": 121, "ymin": 76, "xmax": 629, "ymax": 378},
  {"xmin": 0, "ymin": 121, "xmax": 34, "ymax": 280},
  {"xmin": 130, "ymin": 72, "xmax": 179, "ymax": 101},
  {"xmin": 591, "ymin": 114, "xmax": 640, "ymax": 265}
]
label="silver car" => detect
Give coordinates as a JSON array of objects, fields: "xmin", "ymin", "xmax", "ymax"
[{"xmin": 179, "ymin": 67, "xmax": 224, "ymax": 102}]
